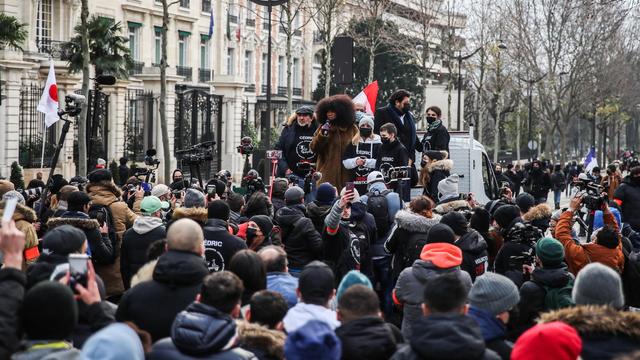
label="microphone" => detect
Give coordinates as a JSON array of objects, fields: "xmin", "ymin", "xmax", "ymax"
[
  {"xmin": 65, "ymin": 93, "xmax": 86, "ymax": 104},
  {"xmin": 312, "ymin": 171, "xmax": 322, "ymax": 182},
  {"xmin": 96, "ymin": 75, "xmax": 116, "ymax": 86}
]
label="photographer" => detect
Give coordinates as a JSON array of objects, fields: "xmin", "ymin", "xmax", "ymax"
[
  {"xmin": 275, "ymin": 106, "xmax": 318, "ymax": 181},
  {"xmin": 555, "ymin": 194, "xmax": 624, "ymax": 275},
  {"xmin": 376, "ymin": 123, "xmax": 409, "ymax": 201},
  {"xmin": 170, "ymin": 169, "xmax": 189, "ymax": 191}
]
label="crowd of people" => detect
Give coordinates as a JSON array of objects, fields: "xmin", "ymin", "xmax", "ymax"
[{"xmin": 0, "ymin": 89, "xmax": 639, "ymax": 360}]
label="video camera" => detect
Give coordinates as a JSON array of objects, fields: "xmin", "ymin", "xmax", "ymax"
[
  {"xmin": 176, "ymin": 141, "xmax": 215, "ymax": 165},
  {"xmin": 387, "ymin": 166, "xmax": 411, "ymax": 182},
  {"xmin": 237, "ymin": 137, "xmax": 254, "ymax": 155},
  {"xmin": 59, "ymin": 94, "xmax": 86, "ymax": 117},
  {"xmin": 242, "ymin": 169, "xmax": 265, "ymax": 198},
  {"xmin": 574, "ymin": 174, "xmax": 608, "ymax": 211}
]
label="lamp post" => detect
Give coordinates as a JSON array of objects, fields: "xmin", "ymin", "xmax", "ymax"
[{"xmin": 520, "ymin": 72, "xmax": 547, "ymax": 161}]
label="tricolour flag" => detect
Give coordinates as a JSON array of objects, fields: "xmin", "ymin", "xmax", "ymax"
[
  {"xmin": 37, "ymin": 60, "xmax": 59, "ymax": 127},
  {"xmin": 208, "ymin": 8, "xmax": 215, "ymax": 39},
  {"xmin": 352, "ymin": 80, "xmax": 379, "ymax": 115},
  {"xmin": 584, "ymin": 146, "xmax": 598, "ymax": 173}
]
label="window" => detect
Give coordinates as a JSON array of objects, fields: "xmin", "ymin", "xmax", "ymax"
[
  {"xmin": 293, "ymin": 58, "xmax": 301, "ymax": 88},
  {"xmin": 202, "ymin": 0, "xmax": 211, "ymax": 12},
  {"xmin": 128, "ymin": 23, "xmax": 141, "ymax": 61},
  {"xmin": 178, "ymin": 32, "xmax": 189, "ymax": 67},
  {"xmin": 227, "ymin": 48, "xmax": 235, "ymax": 75},
  {"xmin": 200, "ymin": 36, "xmax": 210, "ymax": 69},
  {"xmin": 154, "ymin": 27, "xmax": 162, "ymax": 65},
  {"xmin": 277, "ymin": 56, "xmax": 285, "ymax": 87},
  {"xmin": 36, "ymin": 0, "xmax": 52, "ymax": 52},
  {"xmin": 228, "ymin": 0, "xmax": 238, "ymax": 23},
  {"xmin": 179, "ymin": 0, "xmax": 190, "ymax": 8},
  {"xmin": 261, "ymin": 53, "xmax": 268, "ymax": 84},
  {"xmin": 312, "ymin": 52, "xmax": 322, "ymax": 92},
  {"xmin": 244, "ymin": 51, "xmax": 253, "ymax": 83}
]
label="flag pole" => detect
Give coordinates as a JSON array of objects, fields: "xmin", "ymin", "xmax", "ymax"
[{"xmin": 40, "ymin": 128, "xmax": 46, "ymax": 169}]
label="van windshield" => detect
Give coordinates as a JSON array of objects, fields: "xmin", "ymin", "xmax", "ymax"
[{"xmin": 481, "ymin": 153, "xmax": 496, "ymax": 199}]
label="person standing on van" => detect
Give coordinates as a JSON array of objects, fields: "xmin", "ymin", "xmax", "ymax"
[{"xmin": 418, "ymin": 106, "xmax": 450, "ymax": 154}]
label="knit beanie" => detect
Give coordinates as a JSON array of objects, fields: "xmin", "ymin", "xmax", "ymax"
[
  {"xmin": 493, "ymin": 205, "xmax": 521, "ymax": 229},
  {"xmin": 2, "ymin": 190, "xmax": 25, "ymax": 205},
  {"xmin": 42, "ymin": 225, "xmax": 86, "ymax": 256},
  {"xmin": 336, "ymin": 270, "xmax": 373, "ymax": 301},
  {"xmin": 357, "ymin": 113, "xmax": 374, "ymax": 129},
  {"xmin": 535, "ymin": 237, "xmax": 565, "ymax": 267},
  {"xmin": 511, "ymin": 322, "xmax": 582, "ymax": 360},
  {"xmin": 250, "ymin": 215, "xmax": 273, "ymax": 237},
  {"xmin": 285, "ymin": 186, "xmax": 305, "ymax": 205},
  {"xmin": 87, "ymin": 169, "xmax": 112, "ymax": 183},
  {"xmin": 0, "ymin": 180, "xmax": 15, "ymax": 197},
  {"xmin": 470, "ymin": 207, "xmax": 491, "ymax": 234},
  {"xmin": 184, "ymin": 188, "xmax": 206, "ymax": 208},
  {"xmin": 516, "ymin": 193, "xmax": 535, "ymax": 214},
  {"xmin": 437, "ymin": 174, "xmax": 460, "ymax": 201},
  {"xmin": 208, "ymin": 200, "xmax": 230, "ymax": 221},
  {"xmin": 316, "ymin": 183, "xmax": 336, "ymax": 206},
  {"xmin": 82, "ymin": 323, "xmax": 145, "ymax": 360},
  {"xmin": 284, "ymin": 320, "xmax": 341, "ymax": 360},
  {"xmin": 339, "ymin": 187, "xmax": 360, "ymax": 203},
  {"xmin": 440, "ymin": 212, "xmax": 468, "ymax": 236},
  {"xmin": 469, "ymin": 272, "xmax": 520, "ymax": 316},
  {"xmin": 572, "ymin": 262, "xmax": 624, "ymax": 309},
  {"xmin": 23, "ymin": 281, "xmax": 78, "ymax": 340},
  {"xmin": 426, "ymin": 223, "xmax": 456, "ymax": 245}
]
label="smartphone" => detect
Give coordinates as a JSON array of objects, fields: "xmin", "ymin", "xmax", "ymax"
[
  {"xmin": 345, "ymin": 182, "xmax": 355, "ymax": 192},
  {"xmin": 141, "ymin": 182, "xmax": 152, "ymax": 193},
  {"xmin": 68, "ymin": 254, "xmax": 89, "ymax": 292},
  {"xmin": 2, "ymin": 197, "xmax": 17, "ymax": 224},
  {"xmin": 206, "ymin": 184, "xmax": 217, "ymax": 195}
]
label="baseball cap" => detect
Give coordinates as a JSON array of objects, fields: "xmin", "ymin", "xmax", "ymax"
[
  {"xmin": 140, "ymin": 196, "xmax": 169, "ymax": 215},
  {"xmin": 367, "ymin": 171, "xmax": 384, "ymax": 184},
  {"xmin": 151, "ymin": 184, "xmax": 171, "ymax": 198}
]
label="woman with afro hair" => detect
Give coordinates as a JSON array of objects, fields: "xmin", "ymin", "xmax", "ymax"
[{"xmin": 310, "ymin": 95, "xmax": 359, "ymax": 190}]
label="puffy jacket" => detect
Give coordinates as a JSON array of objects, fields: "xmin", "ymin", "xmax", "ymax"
[
  {"xmin": 524, "ymin": 169, "xmax": 551, "ymax": 199},
  {"xmin": 11, "ymin": 342, "xmax": 81, "ymax": 360},
  {"xmin": 493, "ymin": 219, "xmax": 543, "ymax": 287},
  {"xmin": 47, "ymin": 211, "xmax": 114, "ymax": 265},
  {"xmin": 274, "ymin": 204, "xmax": 323, "ymax": 270},
  {"xmin": 455, "ymin": 230, "xmax": 489, "ymax": 281},
  {"xmin": 305, "ymin": 201, "xmax": 333, "ymax": 235},
  {"xmin": 202, "ymin": 218, "xmax": 247, "ymax": 273},
  {"xmin": 120, "ymin": 216, "xmax": 166, "ymax": 289},
  {"xmin": 614, "ymin": 176, "xmax": 640, "ymax": 231},
  {"xmin": 116, "ymin": 250, "xmax": 209, "ymax": 342},
  {"xmin": 148, "ymin": 302, "xmax": 256, "ymax": 360},
  {"xmin": 384, "ymin": 210, "xmax": 441, "ymax": 280},
  {"xmin": 336, "ymin": 316, "xmax": 403, "ymax": 360},
  {"xmin": 555, "ymin": 210, "xmax": 624, "ymax": 275},
  {"xmin": 0, "ymin": 201, "xmax": 39, "ymax": 267},
  {"xmin": 467, "ymin": 307, "xmax": 512, "ymax": 360},
  {"xmin": 393, "ymin": 243, "xmax": 472, "ymax": 339},
  {"xmin": 171, "ymin": 207, "xmax": 209, "ymax": 227},
  {"xmin": 390, "ymin": 314, "xmax": 500, "ymax": 360}
]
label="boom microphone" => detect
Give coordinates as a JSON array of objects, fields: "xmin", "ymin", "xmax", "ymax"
[
  {"xmin": 96, "ymin": 74, "xmax": 116, "ymax": 86},
  {"xmin": 65, "ymin": 93, "xmax": 86, "ymax": 104}
]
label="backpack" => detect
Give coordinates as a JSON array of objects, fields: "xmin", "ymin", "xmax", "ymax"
[
  {"xmin": 538, "ymin": 278, "xmax": 575, "ymax": 311},
  {"xmin": 88, "ymin": 203, "xmax": 118, "ymax": 261},
  {"xmin": 366, "ymin": 189, "xmax": 392, "ymax": 238}
]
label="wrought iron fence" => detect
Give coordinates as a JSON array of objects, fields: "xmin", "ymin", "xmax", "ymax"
[
  {"xmin": 124, "ymin": 90, "xmax": 155, "ymax": 162},
  {"xmin": 73, "ymin": 89, "xmax": 110, "ymax": 169},
  {"xmin": 19, "ymin": 85, "xmax": 56, "ymax": 168},
  {"xmin": 177, "ymin": 66, "xmax": 193, "ymax": 81}
]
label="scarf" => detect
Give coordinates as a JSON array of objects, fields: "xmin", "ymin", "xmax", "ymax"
[{"xmin": 427, "ymin": 119, "xmax": 442, "ymax": 132}]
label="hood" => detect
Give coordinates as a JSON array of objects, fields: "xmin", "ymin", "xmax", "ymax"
[
  {"xmin": 428, "ymin": 159, "xmax": 454, "ymax": 173},
  {"xmin": 368, "ymin": 182, "xmax": 387, "ymax": 193},
  {"xmin": 409, "ymin": 314, "xmax": 488, "ymax": 360},
  {"xmin": 361, "ymin": 133, "xmax": 382, "ymax": 143},
  {"xmin": 130, "ymin": 260, "xmax": 157, "ymax": 288},
  {"xmin": 172, "ymin": 206, "xmax": 208, "ymax": 224},
  {"xmin": 306, "ymin": 201, "xmax": 332, "ymax": 218},
  {"xmin": 153, "ymin": 250, "xmax": 209, "ymax": 286},
  {"xmin": 204, "ymin": 218, "xmax": 229, "ymax": 232},
  {"xmin": 275, "ymin": 205, "xmax": 306, "ymax": 228},
  {"xmin": 435, "ymin": 200, "xmax": 470, "ymax": 215},
  {"xmin": 86, "ymin": 181, "xmax": 122, "ymax": 205},
  {"xmin": 0, "ymin": 201, "xmax": 37, "ymax": 223},
  {"xmin": 538, "ymin": 305, "xmax": 640, "ymax": 341},
  {"xmin": 283, "ymin": 303, "xmax": 340, "ymax": 333},
  {"xmin": 394, "ymin": 210, "xmax": 441, "ymax": 233},
  {"xmin": 47, "ymin": 215, "xmax": 99, "ymax": 231},
  {"xmin": 236, "ymin": 321, "xmax": 285, "ymax": 360},
  {"xmin": 171, "ymin": 302, "xmax": 238, "ymax": 357},
  {"xmin": 467, "ymin": 307, "xmax": 506, "ymax": 342},
  {"xmin": 530, "ymin": 266, "xmax": 573, "ymax": 288},
  {"xmin": 335, "ymin": 316, "xmax": 397, "ymax": 359},
  {"xmin": 133, "ymin": 216, "xmax": 164, "ymax": 234},
  {"xmin": 456, "ymin": 230, "xmax": 488, "ymax": 254},
  {"xmin": 419, "ymin": 243, "xmax": 463, "ymax": 269},
  {"xmin": 349, "ymin": 201, "xmax": 368, "ymax": 222},
  {"xmin": 81, "ymin": 323, "xmax": 145, "ymax": 360},
  {"xmin": 13, "ymin": 344, "xmax": 80, "ymax": 360},
  {"xmin": 522, "ymin": 203, "xmax": 553, "ymax": 222}
]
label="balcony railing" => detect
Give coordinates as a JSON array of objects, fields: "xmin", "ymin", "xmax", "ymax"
[
  {"xmin": 129, "ymin": 61, "xmax": 144, "ymax": 76},
  {"xmin": 277, "ymin": 86, "xmax": 286, "ymax": 96},
  {"xmin": 199, "ymin": 68, "xmax": 212, "ymax": 82},
  {"xmin": 35, "ymin": 39, "xmax": 71, "ymax": 59},
  {"xmin": 228, "ymin": 14, "xmax": 238, "ymax": 23},
  {"xmin": 246, "ymin": 18, "xmax": 255, "ymax": 27},
  {"xmin": 263, "ymin": 22, "xmax": 271, "ymax": 30},
  {"xmin": 176, "ymin": 66, "xmax": 193, "ymax": 81},
  {"xmin": 245, "ymin": 84, "xmax": 256, "ymax": 93},
  {"xmin": 261, "ymin": 84, "xmax": 268, "ymax": 94},
  {"xmin": 293, "ymin": 88, "xmax": 302, "ymax": 96}
]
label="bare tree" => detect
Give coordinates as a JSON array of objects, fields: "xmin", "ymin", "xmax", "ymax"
[
  {"xmin": 78, "ymin": 0, "xmax": 90, "ymax": 176},
  {"xmin": 310, "ymin": 0, "xmax": 347, "ymax": 97}
]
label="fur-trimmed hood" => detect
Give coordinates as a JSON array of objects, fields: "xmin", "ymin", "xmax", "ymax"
[
  {"xmin": 130, "ymin": 260, "xmax": 157, "ymax": 288},
  {"xmin": 86, "ymin": 181, "xmax": 123, "ymax": 205},
  {"xmin": 522, "ymin": 203, "xmax": 552, "ymax": 222},
  {"xmin": 434, "ymin": 200, "xmax": 471, "ymax": 215},
  {"xmin": 47, "ymin": 216, "xmax": 100, "ymax": 231},
  {"xmin": 539, "ymin": 305, "xmax": 640, "ymax": 340},
  {"xmin": 236, "ymin": 321, "xmax": 285, "ymax": 360},
  {"xmin": 394, "ymin": 209, "xmax": 442, "ymax": 233},
  {"xmin": 315, "ymin": 94, "xmax": 356, "ymax": 128},
  {"xmin": 0, "ymin": 201, "xmax": 37, "ymax": 223},
  {"xmin": 172, "ymin": 206, "xmax": 208, "ymax": 224},
  {"xmin": 427, "ymin": 159, "xmax": 454, "ymax": 173}
]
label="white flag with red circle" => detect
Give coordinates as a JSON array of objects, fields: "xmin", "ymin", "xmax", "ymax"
[
  {"xmin": 352, "ymin": 80, "xmax": 379, "ymax": 116},
  {"xmin": 37, "ymin": 61, "xmax": 59, "ymax": 127}
]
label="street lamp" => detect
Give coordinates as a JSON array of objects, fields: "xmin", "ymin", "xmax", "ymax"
[
  {"xmin": 521, "ymin": 72, "xmax": 547, "ymax": 161},
  {"xmin": 249, "ymin": 0, "xmax": 288, "ymax": 179},
  {"xmin": 455, "ymin": 40, "xmax": 507, "ymax": 131}
]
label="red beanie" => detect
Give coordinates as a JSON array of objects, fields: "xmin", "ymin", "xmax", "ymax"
[{"xmin": 512, "ymin": 322, "xmax": 582, "ymax": 360}]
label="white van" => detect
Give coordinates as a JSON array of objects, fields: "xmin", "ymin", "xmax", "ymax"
[{"xmin": 415, "ymin": 131, "xmax": 500, "ymax": 205}]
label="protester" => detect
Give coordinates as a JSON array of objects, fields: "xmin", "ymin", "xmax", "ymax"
[
  {"xmin": 441, "ymin": 211, "xmax": 489, "ymax": 280},
  {"xmin": 171, "ymin": 188, "xmax": 208, "ymax": 227},
  {"xmin": 418, "ymin": 106, "xmax": 450, "ymax": 153},
  {"xmin": 227, "ymin": 191, "xmax": 246, "ymax": 226},
  {"xmin": 270, "ymin": 178, "xmax": 288, "ymax": 214},
  {"xmin": 495, "ymin": 164, "xmax": 514, "ymax": 193},
  {"xmin": 523, "ymin": 160, "xmax": 552, "ymax": 205},
  {"xmin": 238, "ymin": 290, "xmax": 287, "ymax": 359},
  {"xmin": 202, "ymin": 200, "xmax": 247, "ymax": 273},
  {"xmin": 614, "ymin": 166, "xmax": 640, "ymax": 232},
  {"xmin": 515, "ymin": 193, "xmax": 535, "ymax": 215},
  {"xmin": 229, "ymin": 249, "xmax": 267, "ymax": 307},
  {"xmin": 0, "ymin": 220, "xmax": 26, "ymax": 359},
  {"xmin": 391, "ymin": 273, "xmax": 499, "ymax": 360},
  {"xmin": 118, "ymin": 157, "xmax": 130, "ymax": 186},
  {"xmin": 343, "ymin": 114, "xmax": 381, "ymax": 195},
  {"xmin": 81, "ymin": 323, "xmax": 147, "ymax": 360},
  {"xmin": 50, "ymin": 185, "xmax": 79, "ymax": 218},
  {"xmin": 0, "ymin": 192, "xmax": 39, "ymax": 267},
  {"xmin": 169, "ymin": 169, "xmax": 188, "ymax": 191},
  {"xmin": 305, "ymin": 182, "xmax": 336, "ymax": 235},
  {"xmin": 434, "ymin": 175, "xmax": 472, "ymax": 215},
  {"xmin": 511, "ymin": 322, "xmax": 582, "ymax": 360},
  {"xmin": 602, "ymin": 164, "xmax": 622, "ymax": 201},
  {"xmin": 246, "ymin": 215, "xmax": 274, "ymax": 250},
  {"xmin": 310, "ymin": 94, "xmax": 359, "ymax": 190},
  {"xmin": 116, "ymin": 218, "xmax": 209, "ymax": 342},
  {"xmin": 275, "ymin": 106, "xmax": 318, "ymax": 184},
  {"xmin": 505, "ymin": 164, "xmax": 524, "ymax": 196},
  {"xmin": 284, "ymin": 320, "xmax": 341, "ymax": 360},
  {"xmin": 551, "ymin": 164, "xmax": 566, "ymax": 210},
  {"xmin": 373, "ymin": 89, "xmax": 419, "ymax": 157},
  {"xmin": 376, "ymin": 123, "xmax": 410, "ymax": 200},
  {"xmin": 419, "ymin": 150, "xmax": 452, "ymax": 202},
  {"xmin": 148, "ymin": 271, "xmax": 255, "ymax": 359},
  {"xmin": 258, "ymin": 246, "xmax": 298, "ymax": 308},
  {"xmin": 120, "ymin": 196, "xmax": 168, "ymax": 289},
  {"xmin": 246, "ymin": 290, "xmax": 289, "ymax": 330},
  {"xmin": 521, "ymin": 203, "xmax": 553, "ymax": 234}
]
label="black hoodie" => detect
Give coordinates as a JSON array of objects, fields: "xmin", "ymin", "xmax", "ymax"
[
  {"xmin": 336, "ymin": 316, "xmax": 403, "ymax": 360},
  {"xmin": 274, "ymin": 204, "xmax": 323, "ymax": 270},
  {"xmin": 391, "ymin": 313, "xmax": 500, "ymax": 360},
  {"xmin": 376, "ymin": 139, "xmax": 409, "ymax": 185},
  {"xmin": 614, "ymin": 176, "xmax": 640, "ymax": 231},
  {"xmin": 202, "ymin": 218, "xmax": 247, "ymax": 273},
  {"xmin": 306, "ymin": 201, "xmax": 333, "ymax": 235},
  {"xmin": 456, "ymin": 230, "xmax": 489, "ymax": 281}
]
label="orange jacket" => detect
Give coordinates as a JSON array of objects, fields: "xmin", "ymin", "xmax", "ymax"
[{"xmin": 555, "ymin": 210, "xmax": 624, "ymax": 275}]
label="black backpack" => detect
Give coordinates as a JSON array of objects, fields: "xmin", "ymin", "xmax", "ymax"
[
  {"xmin": 366, "ymin": 189, "xmax": 392, "ymax": 238},
  {"xmin": 88, "ymin": 202, "xmax": 118, "ymax": 261}
]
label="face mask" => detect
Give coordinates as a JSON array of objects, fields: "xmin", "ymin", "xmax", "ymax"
[
  {"xmin": 426, "ymin": 116, "xmax": 437, "ymax": 124},
  {"xmin": 381, "ymin": 137, "xmax": 390, "ymax": 144},
  {"xmin": 402, "ymin": 103, "xmax": 411, "ymax": 113},
  {"xmin": 246, "ymin": 227, "xmax": 258, "ymax": 241},
  {"xmin": 495, "ymin": 170, "xmax": 502, "ymax": 175},
  {"xmin": 359, "ymin": 128, "xmax": 372, "ymax": 138}
]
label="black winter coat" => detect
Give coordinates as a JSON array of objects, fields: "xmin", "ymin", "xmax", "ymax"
[
  {"xmin": 376, "ymin": 140, "xmax": 409, "ymax": 185},
  {"xmin": 374, "ymin": 104, "xmax": 419, "ymax": 154},
  {"xmin": 202, "ymin": 219, "xmax": 247, "ymax": 273},
  {"xmin": 275, "ymin": 204, "xmax": 323, "ymax": 270},
  {"xmin": 47, "ymin": 211, "xmax": 114, "ymax": 265},
  {"xmin": 0, "ymin": 268, "xmax": 25, "ymax": 359},
  {"xmin": 390, "ymin": 314, "xmax": 500, "ymax": 360},
  {"xmin": 456, "ymin": 230, "xmax": 489, "ymax": 281},
  {"xmin": 419, "ymin": 123, "xmax": 450, "ymax": 153},
  {"xmin": 422, "ymin": 159, "xmax": 453, "ymax": 202},
  {"xmin": 275, "ymin": 121, "xmax": 317, "ymax": 177},
  {"xmin": 116, "ymin": 250, "xmax": 209, "ymax": 342},
  {"xmin": 120, "ymin": 216, "xmax": 166, "ymax": 289},
  {"xmin": 305, "ymin": 201, "xmax": 333, "ymax": 235},
  {"xmin": 148, "ymin": 302, "xmax": 256, "ymax": 360},
  {"xmin": 551, "ymin": 171, "xmax": 566, "ymax": 192},
  {"xmin": 336, "ymin": 316, "xmax": 403, "ymax": 360},
  {"xmin": 525, "ymin": 169, "xmax": 551, "ymax": 199},
  {"xmin": 494, "ymin": 219, "xmax": 542, "ymax": 287},
  {"xmin": 614, "ymin": 176, "xmax": 640, "ymax": 232}
]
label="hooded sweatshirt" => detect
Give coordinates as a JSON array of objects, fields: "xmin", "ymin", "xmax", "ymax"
[
  {"xmin": 121, "ymin": 216, "xmax": 166, "ymax": 289},
  {"xmin": 283, "ymin": 302, "xmax": 340, "ymax": 334},
  {"xmin": 81, "ymin": 323, "xmax": 145, "ymax": 360}
]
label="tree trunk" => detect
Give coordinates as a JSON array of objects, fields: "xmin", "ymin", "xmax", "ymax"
[
  {"xmin": 78, "ymin": 0, "xmax": 90, "ymax": 176},
  {"xmin": 559, "ymin": 126, "xmax": 567, "ymax": 165},
  {"xmin": 516, "ymin": 112, "xmax": 521, "ymax": 162},
  {"xmin": 493, "ymin": 92, "xmax": 502, "ymax": 163},
  {"xmin": 323, "ymin": 13, "xmax": 332, "ymax": 98},
  {"xmin": 447, "ymin": 84, "xmax": 452, "ymax": 129},
  {"xmin": 286, "ymin": 30, "xmax": 293, "ymax": 114},
  {"xmin": 160, "ymin": 0, "xmax": 171, "ymax": 182},
  {"xmin": 477, "ymin": 107, "xmax": 484, "ymax": 144},
  {"xmin": 367, "ymin": 45, "xmax": 375, "ymax": 84}
]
